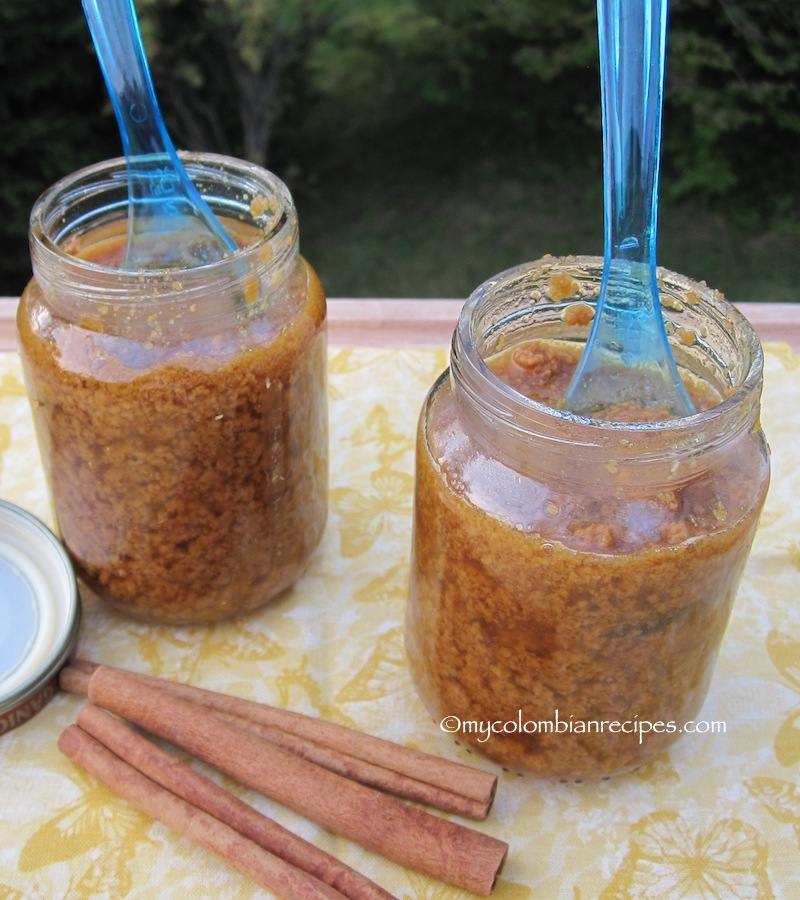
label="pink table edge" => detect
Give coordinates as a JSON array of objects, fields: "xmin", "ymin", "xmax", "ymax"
[{"xmin": 2, "ymin": 296, "xmax": 799, "ymax": 352}]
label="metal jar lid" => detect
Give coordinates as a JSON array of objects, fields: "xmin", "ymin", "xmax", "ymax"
[{"xmin": 0, "ymin": 499, "xmax": 80, "ymax": 735}]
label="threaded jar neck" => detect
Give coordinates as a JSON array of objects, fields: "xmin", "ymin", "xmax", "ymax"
[
  {"xmin": 28, "ymin": 153, "xmax": 299, "ymax": 341},
  {"xmin": 450, "ymin": 256, "xmax": 764, "ymax": 495}
]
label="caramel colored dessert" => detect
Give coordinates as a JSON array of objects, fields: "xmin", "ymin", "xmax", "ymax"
[
  {"xmin": 406, "ymin": 339, "xmax": 768, "ymax": 778},
  {"xmin": 18, "ymin": 230, "xmax": 327, "ymax": 624}
]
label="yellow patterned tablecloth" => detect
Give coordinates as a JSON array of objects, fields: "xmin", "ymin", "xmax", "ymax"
[{"xmin": 0, "ymin": 341, "xmax": 799, "ymax": 899}]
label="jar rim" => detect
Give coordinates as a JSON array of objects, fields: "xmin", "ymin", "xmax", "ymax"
[
  {"xmin": 28, "ymin": 151, "xmax": 298, "ymax": 300},
  {"xmin": 454, "ymin": 255, "xmax": 764, "ymax": 445}
]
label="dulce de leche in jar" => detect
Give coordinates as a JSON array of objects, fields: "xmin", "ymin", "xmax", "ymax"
[
  {"xmin": 17, "ymin": 153, "xmax": 327, "ymax": 625},
  {"xmin": 405, "ymin": 255, "xmax": 769, "ymax": 779}
]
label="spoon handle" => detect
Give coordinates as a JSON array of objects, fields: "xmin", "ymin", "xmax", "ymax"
[
  {"xmin": 565, "ymin": 0, "xmax": 694, "ymax": 416},
  {"xmin": 600, "ymin": 0, "xmax": 666, "ymax": 271},
  {"xmin": 82, "ymin": 0, "xmax": 173, "ymax": 159},
  {"xmin": 81, "ymin": 0, "xmax": 237, "ymax": 265}
]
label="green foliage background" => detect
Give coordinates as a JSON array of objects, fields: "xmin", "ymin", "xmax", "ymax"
[
  {"xmin": 1, "ymin": 0, "xmax": 798, "ymax": 300},
  {"xmin": 0, "ymin": 1, "xmax": 119, "ymax": 295}
]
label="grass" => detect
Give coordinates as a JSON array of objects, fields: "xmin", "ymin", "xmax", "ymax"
[{"xmin": 298, "ymin": 151, "xmax": 799, "ymax": 304}]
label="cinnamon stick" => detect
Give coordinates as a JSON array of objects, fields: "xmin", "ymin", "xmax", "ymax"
[
  {"xmin": 211, "ymin": 708, "xmax": 488, "ymax": 820},
  {"xmin": 86, "ymin": 665, "xmax": 507, "ymax": 895},
  {"xmin": 60, "ymin": 664, "xmax": 92, "ymax": 694},
  {"xmin": 63, "ymin": 666, "xmax": 484, "ymax": 819},
  {"xmin": 58, "ymin": 724, "xmax": 345, "ymax": 900},
  {"xmin": 65, "ymin": 658, "xmax": 496, "ymax": 810},
  {"xmin": 76, "ymin": 704, "xmax": 394, "ymax": 900}
]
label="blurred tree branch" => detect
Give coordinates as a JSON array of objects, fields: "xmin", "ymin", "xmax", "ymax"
[{"xmin": 140, "ymin": 0, "xmax": 333, "ymax": 166}]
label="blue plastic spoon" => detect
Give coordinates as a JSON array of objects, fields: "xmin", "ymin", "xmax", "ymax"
[
  {"xmin": 82, "ymin": 0, "xmax": 237, "ymax": 269},
  {"xmin": 566, "ymin": 0, "xmax": 694, "ymax": 418}
]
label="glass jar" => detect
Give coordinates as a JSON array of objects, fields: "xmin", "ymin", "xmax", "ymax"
[
  {"xmin": 17, "ymin": 153, "xmax": 328, "ymax": 625},
  {"xmin": 405, "ymin": 255, "xmax": 769, "ymax": 779}
]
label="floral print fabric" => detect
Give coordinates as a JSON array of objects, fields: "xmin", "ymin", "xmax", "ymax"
[{"xmin": 0, "ymin": 343, "xmax": 798, "ymax": 898}]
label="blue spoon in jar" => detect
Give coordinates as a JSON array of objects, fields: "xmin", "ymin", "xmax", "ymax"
[
  {"xmin": 566, "ymin": 0, "xmax": 694, "ymax": 418},
  {"xmin": 82, "ymin": 0, "xmax": 238, "ymax": 269}
]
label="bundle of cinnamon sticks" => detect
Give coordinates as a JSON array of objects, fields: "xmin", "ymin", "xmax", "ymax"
[{"xmin": 58, "ymin": 659, "xmax": 508, "ymax": 899}]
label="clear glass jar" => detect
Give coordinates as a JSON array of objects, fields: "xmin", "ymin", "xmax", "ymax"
[
  {"xmin": 17, "ymin": 153, "xmax": 327, "ymax": 625},
  {"xmin": 405, "ymin": 255, "xmax": 769, "ymax": 779}
]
